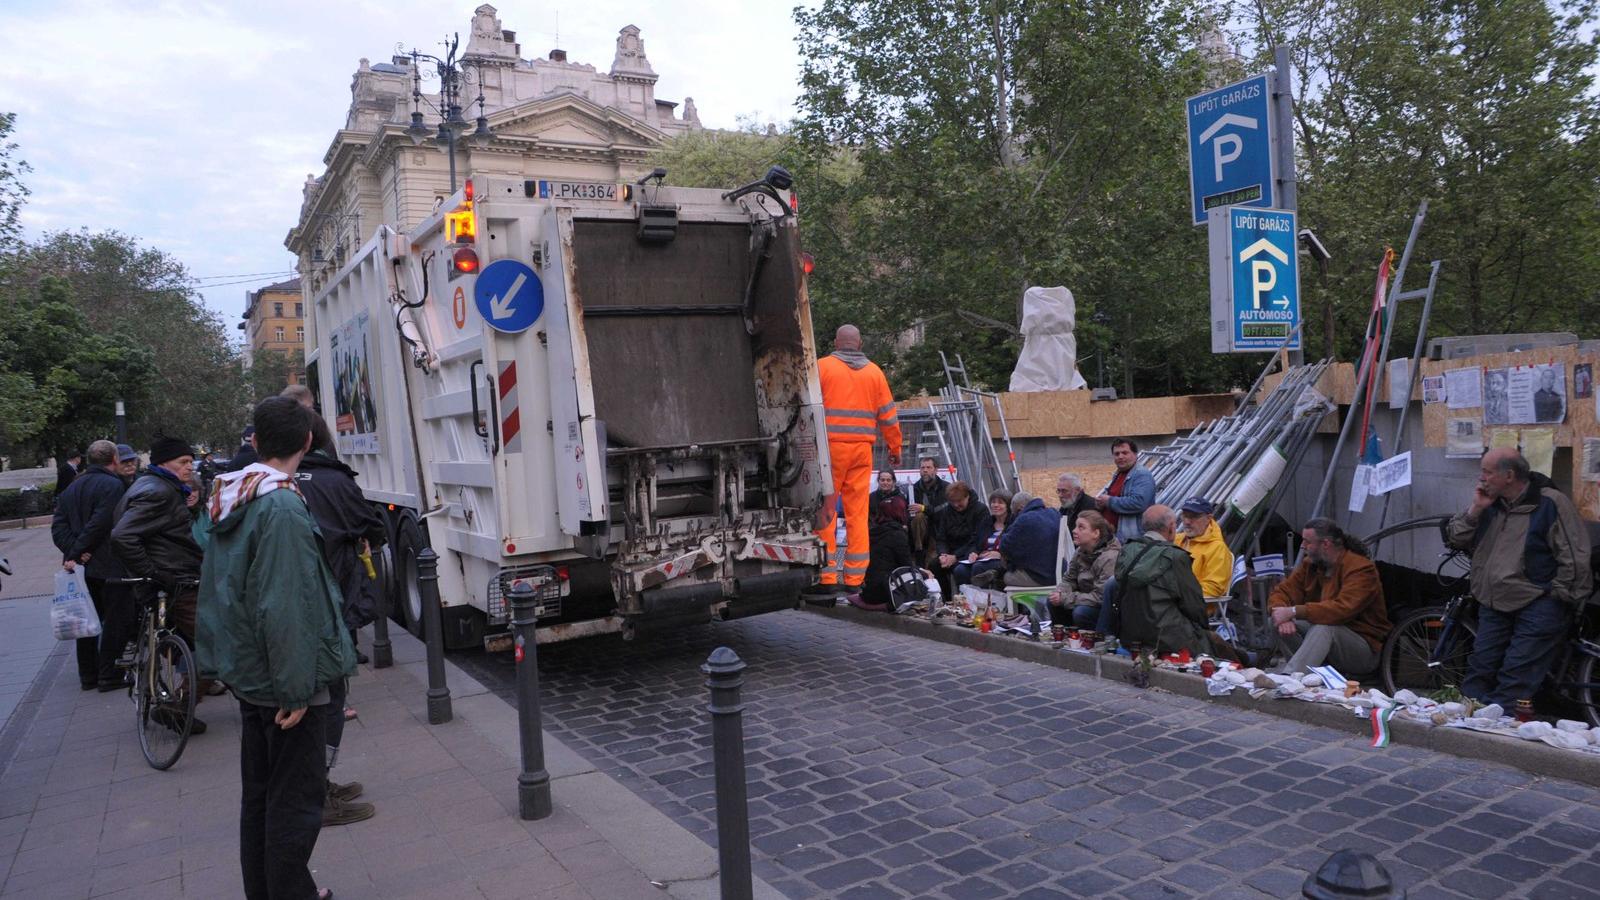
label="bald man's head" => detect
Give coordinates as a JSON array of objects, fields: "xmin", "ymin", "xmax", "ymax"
[
  {"xmin": 834, "ymin": 325, "xmax": 862, "ymax": 351},
  {"xmin": 1479, "ymin": 447, "xmax": 1531, "ymax": 500}
]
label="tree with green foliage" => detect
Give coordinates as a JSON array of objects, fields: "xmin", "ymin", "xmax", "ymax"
[
  {"xmin": 0, "ymin": 112, "xmax": 28, "ymax": 248},
  {"xmin": 1229, "ymin": 0, "xmax": 1600, "ymax": 359},
  {"xmin": 8, "ymin": 231, "xmax": 251, "ymax": 449},
  {"xmin": 788, "ymin": 0, "xmax": 1265, "ymax": 397},
  {"xmin": 0, "ymin": 276, "xmax": 154, "ymax": 459},
  {"xmin": 246, "ymin": 347, "xmax": 305, "ymax": 404}
]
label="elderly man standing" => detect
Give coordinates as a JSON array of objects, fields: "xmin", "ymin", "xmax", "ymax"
[
  {"xmin": 1096, "ymin": 438, "xmax": 1155, "ymax": 543},
  {"xmin": 52, "ymin": 441, "xmax": 135, "ymax": 691},
  {"xmin": 1448, "ymin": 449, "xmax": 1590, "ymax": 707},
  {"xmin": 1268, "ymin": 518, "xmax": 1390, "ymax": 675},
  {"xmin": 812, "ymin": 325, "xmax": 901, "ymax": 596}
]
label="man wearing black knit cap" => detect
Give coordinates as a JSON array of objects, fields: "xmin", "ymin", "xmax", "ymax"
[{"xmin": 112, "ymin": 436, "xmax": 209, "ymax": 731}]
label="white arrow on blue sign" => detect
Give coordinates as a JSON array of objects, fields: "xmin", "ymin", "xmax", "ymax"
[
  {"xmin": 474, "ymin": 259, "xmax": 545, "ymax": 334},
  {"xmin": 1185, "ymin": 73, "xmax": 1276, "ymax": 226},
  {"xmin": 1212, "ymin": 207, "xmax": 1300, "ymax": 352}
]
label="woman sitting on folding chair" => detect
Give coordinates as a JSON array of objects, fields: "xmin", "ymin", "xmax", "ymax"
[
  {"xmin": 853, "ymin": 471, "xmax": 914, "ymax": 611},
  {"xmin": 1048, "ymin": 510, "xmax": 1121, "ymax": 629}
]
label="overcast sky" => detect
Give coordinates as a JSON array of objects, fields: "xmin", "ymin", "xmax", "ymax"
[{"xmin": 0, "ymin": 0, "xmax": 802, "ymax": 328}]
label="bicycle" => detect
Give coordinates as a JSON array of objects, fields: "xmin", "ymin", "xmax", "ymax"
[
  {"xmin": 109, "ymin": 577, "xmax": 199, "ymax": 770},
  {"xmin": 1377, "ymin": 548, "xmax": 1600, "ymax": 728}
]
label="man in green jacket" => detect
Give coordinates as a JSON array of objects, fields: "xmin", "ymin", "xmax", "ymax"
[
  {"xmin": 1113, "ymin": 505, "xmax": 1214, "ymax": 657},
  {"xmin": 198, "ymin": 396, "xmax": 353, "ymax": 900}
]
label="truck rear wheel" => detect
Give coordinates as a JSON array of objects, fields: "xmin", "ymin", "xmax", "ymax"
[{"xmin": 395, "ymin": 514, "xmax": 429, "ymax": 639}]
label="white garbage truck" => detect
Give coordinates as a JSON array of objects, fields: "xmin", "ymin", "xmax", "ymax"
[{"xmin": 304, "ymin": 170, "xmax": 832, "ymax": 648}]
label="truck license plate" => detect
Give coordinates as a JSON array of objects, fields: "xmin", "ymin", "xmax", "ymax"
[{"xmin": 537, "ymin": 180, "xmax": 619, "ymax": 201}]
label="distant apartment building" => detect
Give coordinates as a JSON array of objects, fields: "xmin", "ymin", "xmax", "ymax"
[{"xmin": 240, "ymin": 276, "xmax": 306, "ymax": 383}]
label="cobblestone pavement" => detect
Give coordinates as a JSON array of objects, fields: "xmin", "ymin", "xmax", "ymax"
[{"xmin": 454, "ymin": 610, "xmax": 1600, "ymax": 900}]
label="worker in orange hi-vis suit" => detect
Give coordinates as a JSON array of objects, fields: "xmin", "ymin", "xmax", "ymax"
[{"xmin": 812, "ymin": 325, "xmax": 902, "ymax": 598}]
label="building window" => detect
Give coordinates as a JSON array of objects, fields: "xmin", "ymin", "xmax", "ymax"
[
  {"xmin": 295, "ymin": 303, "xmax": 303, "ymax": 317},
  {"xmin": 274, "ymin": 302, "xmax": 284, "ymax": 316},
  {"xmin": 275, "ymin": 327, "xmax": 285, "ymax": 342},
  {"xmin": 296, "ymin": 326, "xmax": 304, "ymax": 342}
]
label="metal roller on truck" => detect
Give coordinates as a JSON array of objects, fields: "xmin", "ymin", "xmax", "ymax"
[{"xmin": 304, "ymin": 168, "xmax": 833, "ymax": 648}]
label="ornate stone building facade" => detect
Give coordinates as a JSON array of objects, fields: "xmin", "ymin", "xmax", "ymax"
[{"xmin": 285, "ymin": 4, "xmax": 703, "ymax": 297}]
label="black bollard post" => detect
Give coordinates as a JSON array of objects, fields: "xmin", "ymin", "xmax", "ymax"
[
  {"xmin": 703, "ymin": 647, "xmax": 753, "ymax": 900},
  {"xmin": 510, "ymin": 581, "xmax": 553, "ymax": 820},
  {"xmin": 1302, "ymin": 849, "xmax": 1403, "ymax": 899},
  {"xmin": 417, "ymin": 548, "xmax": 453, "ymax": 724},
  {"xmin": 370, "ymin": 548, "xmax": 393, "ymax": 669}
]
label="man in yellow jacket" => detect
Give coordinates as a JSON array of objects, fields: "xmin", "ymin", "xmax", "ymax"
[
  {"xmin": 814, "ymin": 325, "xmax": 901, "ymax": 594},
  {"xmin": 1176, "ymin": 497, "xmax": 1231, "ymax": 599}
]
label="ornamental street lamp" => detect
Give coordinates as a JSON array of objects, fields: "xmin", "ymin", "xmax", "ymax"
[{"xmin": 405, "ymin": 33, "xmax": 493, "ymax": 194}]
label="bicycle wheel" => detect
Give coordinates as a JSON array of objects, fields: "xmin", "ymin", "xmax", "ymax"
[
  {"xmin": 1380, "ymin": 607, "xmax": 1477, "ymax": 696},
  {"xmin": 137, "ymin": 634, "xmax": 197, "ymax": 770},
  {"xmin": 1575, "ymin": 651, "xmax": 1600, "ymax": 729}
]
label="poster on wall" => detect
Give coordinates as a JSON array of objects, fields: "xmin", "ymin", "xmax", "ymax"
[
  {"xmin": 1576, "ymin": 363, "xmax": 1593, "ymax": 400},
  {"xmin": 1445, "ymin": 366, "xmax": 1481, "ymax": 409},
  {"xmin": 1522, "ymin": 428, "xmax": 1555, "ymax": 477},
  {"xmin": 1422, "ymin": 376, "xmax": 1445, "ymax": 404},
  {"xmin": 330, "ymin": 310, "xmax": 380, "ymax": 454},
  {"xmin": 1496, "ymin": 363, "xmax": 1566, "ymax": 425},
  {"xmin": 1582, "ymin": 437, "xmax": 1600, "ymax": 483},
  {"xmin": 1445, "ymin": 417, "xmax": 1483, "ymax": 459},
  {"xmin": 1482, "ymin": 368, "xmax": 1510, "ymax": 425}
]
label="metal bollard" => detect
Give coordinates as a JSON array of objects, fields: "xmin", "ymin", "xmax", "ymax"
[
  {"xmin": 370, "ymin": 551, "xmax": 393, "ymax": 669},
  {"xmin": 703, "ymin": 647, "xmax": 753, "ymax": 900},
  {"xmin": 1302, "ymin": 849, "xmax": 1403, "ymax": 899},
  {"xmin": 510, "ymin": 581, "xmax": 553, "ymax": 820},
  {"xmin": 417, "ymin": 548, "xmax": 453, "ymax": 724}
]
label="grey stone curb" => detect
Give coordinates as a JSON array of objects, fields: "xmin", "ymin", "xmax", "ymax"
[{"xmin": 805, "ymin": 604, "xmax": 1600, "ymax": 789}]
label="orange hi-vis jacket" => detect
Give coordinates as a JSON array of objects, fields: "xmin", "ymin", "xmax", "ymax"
[{"xmin": 818, "ymin": 352, "xmax": 902, "ymax": 451}]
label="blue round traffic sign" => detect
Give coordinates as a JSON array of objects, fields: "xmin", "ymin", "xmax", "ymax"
[{"xmin": 474, "ymin": 259, "xmax": 544, "ymax": 334}]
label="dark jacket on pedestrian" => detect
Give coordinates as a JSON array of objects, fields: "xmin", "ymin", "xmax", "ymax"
[
  {"xmin": 1000, "ymin": 498, "xmax": 1058, "ymax": 584},
  {"xmin": 295, "ymin": 450, "xmax": 387, "ymax": 630},
  {"xmin": 1062, "ymin": 537, "xmax": 1121, "ymax": 609},
  {"xmin": 1058, "ymin": 492, "xmax": 1096, "ymax": 532},
  {"xmin": 226, "ymin": 443, "xmax": 258, "ymax": 472},
  {"xmin": 56, "ymin": 459, "xmax": 80, "ymax": 493},
  {"xmin": 197, "ymin": 467, "xmax": 356, "ymax": 708},
  {"xmin": 1115, "ymin": 532, "xmax": 1211, "ymax": 655},
  {"xmin": 869, "ymin": 488, "xmax": 909, "ymax": 530},
  {"xmin": 51, "ymin": 466, "xmax": 130, "ymax": 581},
  {"xmin": 935, "ymin": 499, "xmax": 989, "ymax": 558},
  {"xmin": 110, "ymin": 467, "xmax": 204, "ymax": 587},
  {"xmin": 913, "ymin": 476, "xmax": 948, "ymax": 511},
  {"xmin": 1447, "ymin": 472, "xmax": 1592, "ymax": 613}
]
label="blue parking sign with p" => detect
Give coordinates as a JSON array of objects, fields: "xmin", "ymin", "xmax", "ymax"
[
  {"xmin": 1186, "ymin": 74, "xmax": 1276, "ymax": 226},
  {"xmin": 1228, "ymin": 208, "xmax": 1300, "ymax": 351}
]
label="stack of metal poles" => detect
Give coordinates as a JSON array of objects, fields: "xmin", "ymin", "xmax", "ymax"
[{"xmin": 1138, "ymin": 360, "xmax": 1336, "ymax": 554}]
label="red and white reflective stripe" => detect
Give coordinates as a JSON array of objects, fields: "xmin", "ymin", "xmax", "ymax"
[
  {"xmin": 738, "ymin": 540, "xmax": 821, "ymax": 566},
  {"xmin": 498, "ymin": 360, "xmax": 522, "ymax": 452}
]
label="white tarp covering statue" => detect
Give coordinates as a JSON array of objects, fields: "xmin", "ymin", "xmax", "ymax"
[{"xmin": 1009, "ymin": 286, "xmax": 1088, "ymax": 392}]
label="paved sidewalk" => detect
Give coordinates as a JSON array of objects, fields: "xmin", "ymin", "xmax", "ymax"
[
  {"xmin": 0, "ymin": 527, "xmax": 64, "ymax": 733},
  {"xmin": 0, "ymin": 614, "xmax": 781, "ymax": 899}
]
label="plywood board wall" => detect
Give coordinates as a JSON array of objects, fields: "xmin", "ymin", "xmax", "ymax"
[{"xmin": 1419, "ymin": 346, "xmax": 1599, "ymax": 519}]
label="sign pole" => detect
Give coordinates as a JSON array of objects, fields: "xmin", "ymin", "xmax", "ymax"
[{"xmin": 1273, "ymin": 44, "xmax": 1303, "ymax": 366}]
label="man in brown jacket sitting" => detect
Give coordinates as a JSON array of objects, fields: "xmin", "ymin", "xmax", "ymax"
[{"xmin": 1268, "ymin": 517, "xmax": 1391, "ymax": 674}]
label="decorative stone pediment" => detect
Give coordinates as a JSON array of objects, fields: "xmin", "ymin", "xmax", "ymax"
[{"xmin": 489, "ymin": 93, "xmax": 664, "ymax": 146}]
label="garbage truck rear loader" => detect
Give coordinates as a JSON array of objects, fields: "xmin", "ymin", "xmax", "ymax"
[{"xmin": 304, "ymin": 173, "xmax": 832, "ymax": 647}]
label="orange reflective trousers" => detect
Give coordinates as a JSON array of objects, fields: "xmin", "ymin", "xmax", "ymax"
[{"xmin": 815, "ymin": 441, "xmax": 874, "ymax": 587}]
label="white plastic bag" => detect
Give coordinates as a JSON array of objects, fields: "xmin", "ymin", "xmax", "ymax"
[{"xmin": 51, "ymin": 568, "xmax": 102, "ymax": 641}]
